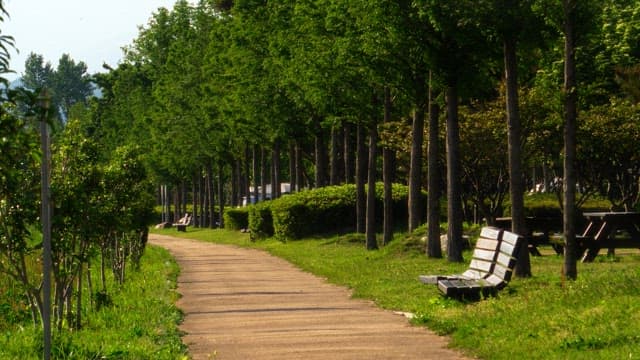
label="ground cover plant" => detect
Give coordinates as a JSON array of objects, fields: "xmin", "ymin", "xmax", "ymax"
[
  {"xmin": 151, "ymin": 226, "xmax": 640, "ymax": 360},
  {"xmin": 0, "ymin": 246, "xmax": 187, "ymax": 359}
]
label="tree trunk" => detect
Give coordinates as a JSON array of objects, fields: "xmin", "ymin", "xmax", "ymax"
[
  {"xmin": 295, "ymin": 141, "xmax": 304, "ymax": 191},
  {"xmin": 261, "ymin": 147, "xmax": 268, "ymax": 201},
  {"xmin": 231, "ymin": 160, "xmax": 239, "ymax": 207},
  {"xmin": 160, "ymin": 185, "xmax": 167, "ymax": 222},
  {"xmin": 289, "ymin": 141, "xmax": 296, "ymax": 192},
  {"xmin": 75, "ymin": 264, "xmax": 82, "ymax": 329},
  {"xmin": 243, "ymin": 146, "xmax": 250, "ymax": 204},
  {"xmin": 427, "ymin": 77, "xmax": 442, "ymax": 258},
  {"xmin": 314, "ymin": 118, "xmax": 329, "ymax": 188},
  {"xmin": 253, "ymin": 145, "xmax": 260, "ymax": 202},
  {"xmin": 445, "ymin": 81, "xmax": 464, "ymax": 262},
  {"xmin": 207, "ymin": 162, "xmax": 215, "ymax": 228},
  {"xmin": 218, "ymin": 162, "xmax": 225, "ymax": 228},
  {"xmin": 192, "ymin": 172, "xmax": 198, "ymax": 226},
  {"xmin": 330, "ymin": 125, "xmax": 340, "ymax": 185},
  {"xmin": 408, "ymin": 78, "xmax": 426, "ymax": 233},
  {"xmin": 344, "ymin": 122, "xmax": 354, "ymax": 184},
  {"xmin": 366, "ymin": 124, "xmax": 379, "ymax": 250},
  {"xmin": 563, "ymin": 0, "xmax": 578, "ymax": 280},
  {"xmin": 356, "ymin": 123, "xmax": 367, "ymax": 233},
  {"xmin": 383, "ymin": 87, "xmax": 395, "ymax": 245},
  {"xmin": 504, "ymin": 33, "xmax": 531, "ymax": 277},
  {"xmin": 272, "ymin": 141, "xmax": 281, "ymax": 199}
]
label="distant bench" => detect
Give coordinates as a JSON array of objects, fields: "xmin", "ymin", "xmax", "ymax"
[
  {"xmin": 173, "ymin": 213, "xmax": 192, "ymax": 232},
  {"xmin": 420, "ymin": 227, "xmax": 523, "ymax": 300}
]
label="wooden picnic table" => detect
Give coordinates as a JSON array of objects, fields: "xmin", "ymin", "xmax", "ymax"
[
  {"xmin": 495, "ymin": 216, "xmax": 563, "ymax": 256},
  {"xmin": 579, "ymin": 212, "xmax": 640, "ymax": 262}
]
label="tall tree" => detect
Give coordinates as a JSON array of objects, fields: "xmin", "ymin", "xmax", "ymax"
[
  {"xmin": 22, "ymin": 53, "xmax": 53, "ymax": 90},
  {"xmin": 497, "ymin": 0, "xmax": 535, "ymax": 277},
  {"xmin": 562, "ymin": 0, "xmax": 578, "ymax": 280},
  {"xmin": 52, "ymin": 54, "xmax": 93, "ymax": 120}
]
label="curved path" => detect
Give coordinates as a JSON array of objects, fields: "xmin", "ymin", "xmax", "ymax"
[{"xmin": 149, "ymin": 234, "xmax": 471, "ymax": 360}]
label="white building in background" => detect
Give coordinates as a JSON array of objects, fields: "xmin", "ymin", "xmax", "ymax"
[{"xmin": 242, "ymin": 183, "xmax": 291, "ymax": 206}]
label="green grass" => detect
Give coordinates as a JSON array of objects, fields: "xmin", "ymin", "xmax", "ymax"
[
  {"xmin": 0, "ymin": 246, "xmax": 187, "ymax": 360},
  {"xmin": 151, "ymin": 226, "xmax": 640, "ymax": 360}
]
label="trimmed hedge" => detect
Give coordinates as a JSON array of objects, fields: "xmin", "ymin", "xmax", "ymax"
[
  {"xmin": 248, "ymin": 201, "xmax": 274, "ymax": 240},
  {"xmin": 247, "ymin": 183, "xmax": 425, "ymax": 241},
  {"xmin": 224, "ymin": 207, "xmax": 249, "ymax": 230}
]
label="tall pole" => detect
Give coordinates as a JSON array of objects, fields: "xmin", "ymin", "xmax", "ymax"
[{"xmin": 39, "ymin": 88, "xmax": 51, "ymax": 360}]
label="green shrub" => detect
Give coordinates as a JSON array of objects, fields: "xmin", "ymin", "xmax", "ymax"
[
  {"xmin": 224, "ymin": 207, "xmax": 249, "ymax": 230},
  {"xmin": 267, "ymin": 183, "xmax": 421, "ymax": 241},
  {"xmin": 248, "ymin": 202, "xmax": 274, "ymax": 240}
]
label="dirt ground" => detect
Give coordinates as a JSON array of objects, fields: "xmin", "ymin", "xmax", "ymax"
[{"xmin": 149, "ymin": 234, "xmax": 472, "ymax": 360}]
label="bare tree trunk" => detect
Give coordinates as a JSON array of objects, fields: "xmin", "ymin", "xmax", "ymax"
[
  {"xmin": 289, "ymin": 141, "xmax": 296, "ymax": 192},
  {"xmin": 356, "ymin": 123, "xmax": 367, "ymax": 233},
  {"xmin": 295, "ymin": 142, "xmax": 304, "ymax": 191},
  {"xmin": 174, "ymin": 183, "xmax": 182, "ymax": 220},
  {"xmin": 100, "ymin": 246, "xmax": 107, "ymax": 292},
  {"xmin": 314, "ymin": 117, "xmax": 329, "ymax": 188},
  {"xmin": 504, "ymin": 31, "xmax": 531, "ymax": 277},
  {"xmin": 273, "ymin": 142, "xmax": 281, "ymax": 199},
  {"xmin": 218, "ymin": 162, "xmax": 225, "ymax": 228},
  {"xmin": 231, "ymin": 160, "xmax": 239, "ymax": 207},
  {"xmin": 409, "ymin": 77, "xmax": 426, "ymax": 233},
  {"xmin": 207, "ymin": 162, "xmax": 215, "ymax": 228},
  {"xmin": 86, "ymin": 261, "xmax": 93, "ymax": 310},
  {"xmin": 253, "ymin": 145, "xmax": 260, "ymax": 202},
  {"xmin": 445, "ymin": 81, "xmax": 464, "ymax": 262},
  {"xmin": 75, "ymin": 264, "xmax": 82, "ymax": 329},
  {"xmin": 427, "ymin": 76, "xmax": 442, "ymax": 258},
  {"xmin": 330, "ymin": 125, "xmax": 340, "ymax": 185},
  {"xmin": 261, "ymin": 147, "xmax": 268, "ymax": 201},
  {"xmin": 383, "ymin": 87, "xmax": 395, "ymax": 245},
  {"xmin": 366, "ymin": 124, "xmax": 379, "ymax": 250},
  {"xmin": 192, "ymin": 172, "xmax": 199, "ymax": 226},
  {"xmin": 243, "ymin": 146, "xmax": 251, "ymax": 204},
  {"xmin": 563, "ymin": 0, "xmax": 578, "ymax": 280},
  {"xmin": 344, "ymin": 122, "xmax": 354, "ymax": 184}
]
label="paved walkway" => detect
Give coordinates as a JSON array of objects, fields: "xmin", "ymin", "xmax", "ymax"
[{"xmin": 149, "ymin": 234, "xmax": 471, "ymax": 360}]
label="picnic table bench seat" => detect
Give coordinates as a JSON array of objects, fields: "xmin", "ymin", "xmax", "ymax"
[{"xmin": 420, "ymin": 227, "xmax": 523, "ymax": 300}]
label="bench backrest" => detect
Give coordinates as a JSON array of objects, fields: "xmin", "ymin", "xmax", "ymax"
[
  {"xmin": 461, "ymin": 227, "xmax": 503, "ymax": 279},
  {"xmin": 483, "ymin": 229, "xmax": 522, "ymax": 289},
  {"xmin": 177, "ymin": 214, "xmax": 192, "ymax": 225}
]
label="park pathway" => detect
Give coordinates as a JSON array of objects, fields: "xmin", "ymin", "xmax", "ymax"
[{"xmin": 149, "ymin": 234, "xmax": 471, "ymax": 360}]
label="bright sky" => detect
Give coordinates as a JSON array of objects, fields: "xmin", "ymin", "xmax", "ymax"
[{"xmin": 2, "ymin": 0, "xmax": 179, "ymax": 81}]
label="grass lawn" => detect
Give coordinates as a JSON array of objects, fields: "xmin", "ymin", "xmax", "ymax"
[
  {"xmin": 0, "ymin": 245, "xmax": 187, "ymax": 360},
  {"xmin": 152, "ymin": 226, "xmax": 640, "ymax": 360}
]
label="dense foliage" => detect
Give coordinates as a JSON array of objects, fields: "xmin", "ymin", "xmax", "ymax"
[
  {"xmin": 2, "ymin": 0, "xmax": 640, "ymax": 355},
  {"xmin": 86, "ymin": 0, "xmax": 640, "ymax": 229},
  {"xmin": 247, "ymin": 183, "xmax": 423, "ymax": 241}
]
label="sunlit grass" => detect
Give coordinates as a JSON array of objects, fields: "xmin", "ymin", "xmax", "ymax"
[
  {"xmin": 151, "ymin": 226, "xmax": 640, "ymax": 360},
  {"xmin": 0, "ymin": 246, "xmax": 187, "ymax": 360}
]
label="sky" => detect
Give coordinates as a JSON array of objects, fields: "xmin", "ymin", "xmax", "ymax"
[{"xmin": 2, "ymin": 0, "xmax": 180, "ymax": 81}]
